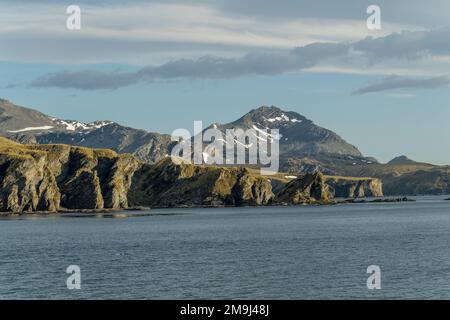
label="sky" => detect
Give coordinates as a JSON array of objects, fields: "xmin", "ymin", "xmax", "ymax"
[{"xmin": 1, "ymin": 0, "xmax": 450, "ymax": 164}]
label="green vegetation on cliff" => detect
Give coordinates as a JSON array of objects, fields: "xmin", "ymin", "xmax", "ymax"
[
  {"xmin": 0, "ymin": 137, "xmax": 140, "ymax": 213},
  {"xmin": 0, "ymin": 138, "xmax": 385, "ymax": 213},
  {"xmin": 129, "ymin": 157, "xmax": 275, "ymax": 207}
]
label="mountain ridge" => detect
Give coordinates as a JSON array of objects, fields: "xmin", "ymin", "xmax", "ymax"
[
  {"xmin": 2, "ymin": 98, "xmax": 449, "ymax": 196},
  {"xmin": 207, "ymin": 105, "xmax": 364, "ymax": 160},
  {"xmin": 1, "ymin": 99, "xmax": 367, "ymax": 165}
]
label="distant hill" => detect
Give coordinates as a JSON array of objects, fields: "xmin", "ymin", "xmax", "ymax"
[
  {"xmin": 388, "ymin": 155, "xmax": 418, "ymax": 165},
  {"xmin": 282, "ymin": 156, "xmax": 450, "ymax": 196}
]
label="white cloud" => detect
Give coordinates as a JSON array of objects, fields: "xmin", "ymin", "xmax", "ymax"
[
  {"xmin": 0, "ymin": 2, "xmax": 420, "ymax": 64},
  {"xmin": 27, "ymin": 26, "xmax": 450, "ymax": 90},
  {"xmin": 353, "ymin": 75, "xmax": 450, "ymax": 94}
]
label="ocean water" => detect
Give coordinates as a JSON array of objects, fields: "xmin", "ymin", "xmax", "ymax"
[{"xmin": 1, "ymin": 196, "xmax": 450, "ymax": 299}]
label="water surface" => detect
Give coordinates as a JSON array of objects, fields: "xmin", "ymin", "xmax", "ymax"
[{"xmin": 1, "ymin": 196, "xmax": 450, "ymax": 299}]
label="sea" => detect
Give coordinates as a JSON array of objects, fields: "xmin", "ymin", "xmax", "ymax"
[{"xmin": 1, "ymin": 196, "xmax": 450, "ymax": 299}]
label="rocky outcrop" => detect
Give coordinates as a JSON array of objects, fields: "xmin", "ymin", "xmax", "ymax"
[
  {"xmin": 0, "ymin": 137, "xmax": 140, "ymax": 213},
  {"xmin": 0, "ymin": 137, "xmax": 386, "ymax": 213},
  {"xmin": 129, "ymin": 157, "xmax": 274, "ymax": 207},
  {"xmin": 325, "ymin": 176, "xmax": 383, "ymax": 198},
  {"xmin": 274, "ymin": 172, "xmax": 333, "ymax": 204},
  {"xmin": 0, "ymin": 153, "xmax": 60, "ymax": 212}
]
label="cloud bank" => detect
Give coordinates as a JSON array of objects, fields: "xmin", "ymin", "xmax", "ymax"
[
  {"xmin": 353, "ymin": 75, "xmax": 450, "ymax": 94},
  {"xmin": 30, "ymin": 28, "xmax": 450, "ymax": 90}
]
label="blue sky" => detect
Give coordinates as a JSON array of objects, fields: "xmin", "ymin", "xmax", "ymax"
[{"xmin": 1, "ymin": 0, "xmax": 450, "ymax": 164}]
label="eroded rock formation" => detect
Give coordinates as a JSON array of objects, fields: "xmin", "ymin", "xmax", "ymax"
[
  {"xmin": 275, "ymin": 171, "xmax": 333, "ymax": 204},
  {"xmin": 0, "ymin": 137, "xmax": 139, "ymax": 213},
  {"xmin": 325, "ymin": 176, "xmax": 383, "ymax": 198},
  {"xmin": 129, "ymin": 157, "xmax": 275, "ymax": 207},
  {"xmin": 0, "ymin": 137, "xmax": 384, "ymax": 213}
]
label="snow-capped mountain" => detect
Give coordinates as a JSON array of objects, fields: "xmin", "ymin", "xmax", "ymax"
[
  {"xmin": 0, "ymin": 98, "xmax": 113, "ymax": 134},
  {"xmin": 50, "ymin": 119, "xmax": 114, "ymax": 132},
  {"xmin": 0, "ymin": 99, "xmax": 374, "ymax": 166},
  {"xmin": 203, "ymin": 105, "xmax": 364, "ymax": 161},
  {"xmin": 0, "ymin": 99, "xmax": 172, "ymax": 163}
]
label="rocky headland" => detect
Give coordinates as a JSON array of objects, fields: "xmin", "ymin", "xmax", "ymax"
[
  {"xmin": 0, "ymin": 137, "xmax": 139, "ymax": 213},
  {"xmin": 0, "ymin": 137, "xmax": 388, "ymax": 213}
]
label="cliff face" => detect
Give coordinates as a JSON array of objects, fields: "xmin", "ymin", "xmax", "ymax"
[
  {"xmin": 275, "ymin": 172, "xmax": 332, "ymax": 204},
  {"xmin": 0, "ymin": 137, "xmax": 384, "ymax": 213},
  {"xmin": 273, "ymin": 172, "xmax": 383, "ymax": 204},
  {"xmin": 129, "ymin": 157, "xmax": 275, "ymax": 207},
  {"xmin": 0, "ymin": 137, "xmax": 140, "ymax": 213},
  {"xmin": 325, "ymin": 176, "xmax": 383, "ymax": 198},
  {"xmin": 0, "ymin": 151, "xmax": 60, "ymax": 212}
]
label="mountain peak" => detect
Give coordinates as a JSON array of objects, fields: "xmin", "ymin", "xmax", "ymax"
[
  {"xmin": 388, "ymin": 155, "xmax": 416, "ymax": 165},
  {"xmin": 250, "ymin": 105, "xmax": 282, "ymax": 114},
  {"xmin": 208, "ymin": 105, "xmax": 363, "ymax": 159},
  {"xmin": 235, "ymin": 105, "xmax": 307, "ymax": 129}
]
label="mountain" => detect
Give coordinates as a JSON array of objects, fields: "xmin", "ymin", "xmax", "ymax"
[
  {"xmin": 0, "ymin": 100, "xmax": 369, "ymax": 166},
  {"xmin": 2, "ymin": 98, "xmax": 449, "ymax": 196},
  {"xmin": 0, "ymin": 98, "xmax": 62, "ymax": 134},
  {"xmin": 0, "ymin": 99, "xmax": 173, "ymax": 163},
  {"xmin": 205, "ymin": 106, "xmax": 366, "ymax": 162},
  {"xmin": 388, "ymin": 155, "xmax": 418, "ymax": 165},
  {"xmin": 35, "ymin": 123, "xmax": 173, "ymax": 163}
]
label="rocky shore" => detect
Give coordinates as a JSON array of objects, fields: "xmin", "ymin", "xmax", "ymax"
[
  {"xmin": 1, "ymin": 137, "xmax": 388, "ymax": 214},
  {"xmin": 341, "ymin": 197, "xmax": 415, "ymax": 204}
]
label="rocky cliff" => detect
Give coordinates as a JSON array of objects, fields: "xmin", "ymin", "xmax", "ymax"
[
  {"xmin": 0, "ymin": 137, "xmax": 384, "ymax": 213},
  {"xmin": 274, "ymin": 172, "xmax": 333, "ymax": 204},
  {"xmin": 0, "ymin": 137, "xmax": 140, "ymax": 213},
  {"xmin": 129, "ymin": 157, "xmax": 275, "ymax": 207},
  {"xmin": 325, "ymin": 176, "xmax": 383, "ymax": 198}
]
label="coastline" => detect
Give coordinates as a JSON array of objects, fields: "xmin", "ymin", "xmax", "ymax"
[{"xmin": 0, "ymin": 197, "xmax": 421, "ymax": 216}]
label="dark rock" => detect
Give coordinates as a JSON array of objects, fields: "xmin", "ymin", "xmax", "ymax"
[
  {"xmin": 274, "ymin": 171, "xmax": 333, "ymax": 204},
  {"xmin": 0, "ymin": 137, "xmax": 140, "ymax": 213},
  {"xmin": 342, "ymin": 197, "xmax": 415, "ymax": 203},
  {"xmin": 325, "ymin": 176, "xmax": 383, "ymax": 198},
  {"xmin": 129, "ymin": 157, "xmax": 274, "ymax": 208}
]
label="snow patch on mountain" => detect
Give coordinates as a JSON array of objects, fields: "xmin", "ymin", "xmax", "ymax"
[
  {"xmin": 54, "ymin": 119, "xmax": 113, "ymax": 132},
  {"xmin": 265, "ymin": 113, "xmax": 301, "ymax": 124},
  {"xmin": 8, "ymin": 126, "xmax": 54, "ymax": 133}
]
